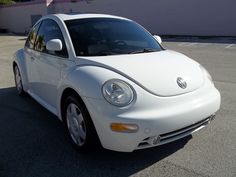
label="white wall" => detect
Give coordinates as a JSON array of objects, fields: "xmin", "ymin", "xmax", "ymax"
[
  {"xmin": 0, "ymin": 2, "xmax": 47, "ymax": 33},
  {"xmin": 52, "ymin": 0, "xmax": 236, "ymax": 36},
  {"xmin": 0, "ymin": 0, "xmax": 236, "ymax": 36}
]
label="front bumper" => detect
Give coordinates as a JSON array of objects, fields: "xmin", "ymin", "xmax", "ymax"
[
  {"xmin": 136, "ymin": 114, "xmax": 216, "ymax": 150},
  {"xmin": 83, "ymin": 80, "xmax": 221, "ymax": 152}
]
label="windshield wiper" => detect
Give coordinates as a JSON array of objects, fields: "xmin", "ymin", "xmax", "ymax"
[
  {"xmin": 129, "ymin": 48, "xmax": 158, "ymax": 54},
  {"xmin": 93, "ymin": 51, "xmax": 118, "ymax": 56}
]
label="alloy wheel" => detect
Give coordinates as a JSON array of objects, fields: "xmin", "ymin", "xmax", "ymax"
[{"xmin": 66, "ymin": 103, "xmax": 87, "ymax": 146}]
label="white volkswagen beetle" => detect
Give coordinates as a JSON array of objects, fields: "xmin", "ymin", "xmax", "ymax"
[{"xmin": 13, "ymin": 13, "xmax": 221, "ymax": 152}]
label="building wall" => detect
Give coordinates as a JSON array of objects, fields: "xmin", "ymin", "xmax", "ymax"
[
  {"xmin": 0, "ymin": 0, "xmax": 236, "ymax": 36},
  {"xmin": 0, "ymin": 1, "xmax": 47, "ymax": 33}
]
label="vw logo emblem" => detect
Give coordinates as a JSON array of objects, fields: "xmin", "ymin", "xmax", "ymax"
[{"xmin": 177, "ymin": 77, "xmax": 187, "ymax": 89}]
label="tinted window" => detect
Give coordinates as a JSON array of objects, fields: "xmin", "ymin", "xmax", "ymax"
[
  {"xmin": 65, "ymin": 18, "xmax": 163, "ymax": 56},
  {"xmin": 25, "ymin": 22, "xmax": 40, "ymax": 49},
  {"xmin": 35, "ymin": 19, "xmax": 68, "ymax": 58}
]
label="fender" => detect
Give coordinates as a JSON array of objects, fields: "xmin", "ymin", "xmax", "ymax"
[
  {"xmin": 56, "ymin": 65, "xmax": 135, "ymax": 119},
  {"xmin": 13, "ymin": 49, "xmax": 29, "ymax": 91}
]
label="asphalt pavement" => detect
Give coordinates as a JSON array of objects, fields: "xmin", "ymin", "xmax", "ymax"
[{"xmin": 0, "ymin": 35, "xmax": 235, "ymax": 177}]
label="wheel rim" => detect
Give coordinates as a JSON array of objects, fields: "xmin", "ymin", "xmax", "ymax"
[
  {"xmin": 66, "ymin": 103, "xmax": 86, "ymax": 146},
  {"xmin": 14, "ymin": 67, "xmax": 22, "ymax": 93}
]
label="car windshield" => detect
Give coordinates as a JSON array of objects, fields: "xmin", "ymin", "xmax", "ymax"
[{"xmin": 65, "ymin": 18, "xmax": 163, "ymax": 56}]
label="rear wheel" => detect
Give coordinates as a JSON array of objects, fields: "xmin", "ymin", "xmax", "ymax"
[
  {"xmin": 14, "ymin": 65, "xmax": 25, "ymax": 96},
  {"xmin": 63, "ymin": 95, "xmax": 99, "ymax": 151}
]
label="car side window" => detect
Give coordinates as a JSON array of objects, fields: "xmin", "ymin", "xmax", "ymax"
[
  {"xmin": 34, "ymin": 19, "xmax": 68, "ymax": 58},
  {"xmin": 25, "ymin": 23, "xmax": 41, "ymax": 49}
]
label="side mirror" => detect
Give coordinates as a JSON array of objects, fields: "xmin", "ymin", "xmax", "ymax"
[
  {"xmin": 153, "ymin": 35, "xmax": 162, "ymax": 44},
  {"xmin": 46, "ymin": 39, "xmax": 62, "ymax": 51}
]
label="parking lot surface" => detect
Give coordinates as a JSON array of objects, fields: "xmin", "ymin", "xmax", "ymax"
[{"xmin": 0, "ymin": 35, "xmax": 235, "ymax": 177}]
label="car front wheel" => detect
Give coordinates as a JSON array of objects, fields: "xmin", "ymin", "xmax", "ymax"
[{"xmin": 63, "ymin": 95, "xmax": 99, "ymax": 151}]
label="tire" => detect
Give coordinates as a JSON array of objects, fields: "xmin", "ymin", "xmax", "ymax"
[
  {"xmin": 13, "ymin": 65, "xmax": 26, "ymax": 96},
  {"xmin": 63, "ymin": 95, "xmax": 100, "ymax": 152}
]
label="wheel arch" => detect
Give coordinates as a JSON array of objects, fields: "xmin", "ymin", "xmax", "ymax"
[
  {"xmin": 13, "ymin": 49, "xmax": 29, "ymax": 91},
  {"xmin": 60, "ymin": 87, "xmax": 87, "ymax": 122},
  {"xmin": 60, "ymin": 87, "xmax": 101, "ymax": 145}
]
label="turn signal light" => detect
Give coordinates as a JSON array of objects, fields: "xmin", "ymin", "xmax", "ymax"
[{"xmin": 110, "ymin": 123, "xmax": 139, "ymax": 133}]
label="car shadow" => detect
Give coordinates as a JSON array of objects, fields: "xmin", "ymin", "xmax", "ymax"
[{"xmin": 0, "ymin": 87, "xmax": 191, "ymax": 177}]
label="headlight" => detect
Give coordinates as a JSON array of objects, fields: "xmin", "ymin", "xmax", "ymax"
[
  {"xmin": 102, "ymin": 79, "xmax": 134, "ymax": 107},
  {"xmin": 199, "ymin": 65, "xmax": 213, "ymax": 83}
]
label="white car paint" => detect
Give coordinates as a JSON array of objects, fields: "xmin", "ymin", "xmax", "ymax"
[
  {"xmin": 78, "ymin": 50, "xmax": 204, "ymax": 96},
  {"xmin": 13, "ymin": 13, "xmax": 221, "ymax": 152}
]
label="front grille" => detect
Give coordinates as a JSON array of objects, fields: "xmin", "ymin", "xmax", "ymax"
[
  {"xmin": 137, "ymin": 114, "xmax": 215, "ymax": 149},
  {"xmin": 159, "ymin": 114, "xmax": 215, "ymax": 143}
]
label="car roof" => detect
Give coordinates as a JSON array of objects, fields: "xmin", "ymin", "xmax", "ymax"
[{"xmin": 49, "ymin": 13, "xmax": 130, "ymax": 21}]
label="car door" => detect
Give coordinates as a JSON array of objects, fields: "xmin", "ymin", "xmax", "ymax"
[
  {"xmin": 31, "ymin": 19, "xmax": 69, "ymax": 110},
  {"xmin": 24, "ymin": 22, "xmax": 41, "ymax": 91}
]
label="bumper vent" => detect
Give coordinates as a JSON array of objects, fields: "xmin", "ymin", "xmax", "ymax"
[
  {"xmin": 137, "ymin": 114, "xmax": 215, "ymax": 149},
  {"xmin": 159, "ymin": 114, "xmax": 215, "ymax": 142}
]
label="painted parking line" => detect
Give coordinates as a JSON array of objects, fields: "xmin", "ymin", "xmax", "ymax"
[
  {"xmin": 178, "ymin": 42, "xmax": 188, "ymax": 46},
  {"xmin": 225, "ymin": 44, "xmax": 235, "ymax": 49},
  {"xmin": 176, "ymin": 42, "xmax": 236, "ymax": 49},
  {"xmin": 186, "ymin": 43, "xmax": 198, "ymax": 46},
  {"xmin": 177, "ymin": 42, "xmax": 210, "ymax": 47},
  {"xmin": 197, "ymin": 43, "xmax": 210, "ymax": 46},
  {"xmin": 177, "ymin": 43, "xmax": 197, "ymax": 47}
]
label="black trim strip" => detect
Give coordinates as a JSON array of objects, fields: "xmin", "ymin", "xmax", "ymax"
[{"xmin": 160, "ymin": 115, "xmax": 213, "ymax": 141}]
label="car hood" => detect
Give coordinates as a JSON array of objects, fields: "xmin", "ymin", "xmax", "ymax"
[{"xmin": 76, "ymin": 50, "xmax": 204, "ymax": 97}]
